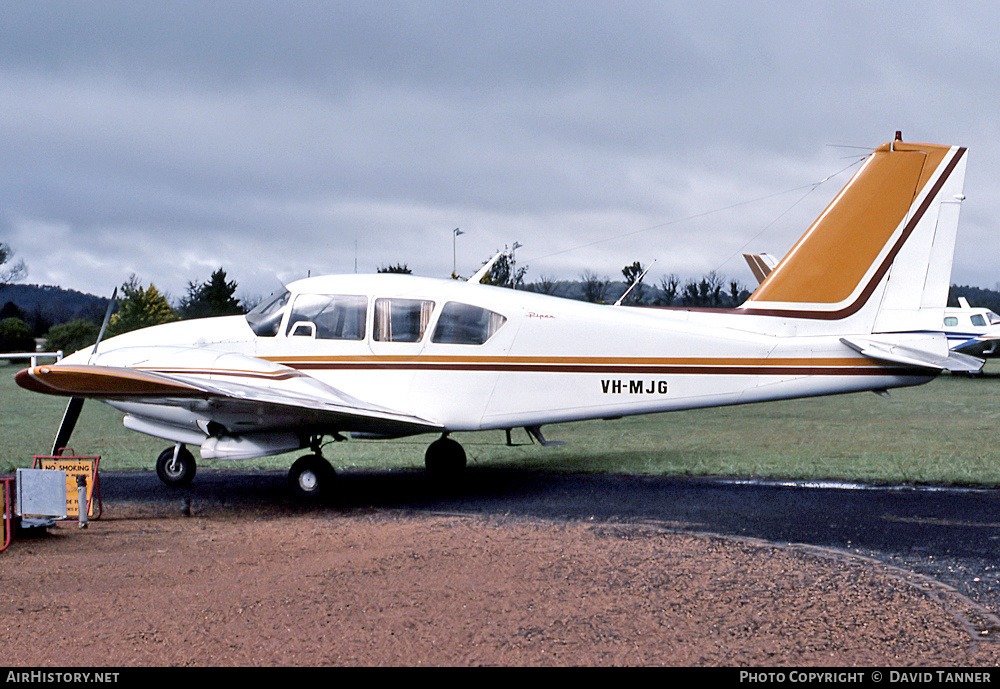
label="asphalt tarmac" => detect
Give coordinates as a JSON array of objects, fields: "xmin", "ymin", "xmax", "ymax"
[{"xmin": 98, "ymin": 467, "xmax": 1000, "ymax": 621}]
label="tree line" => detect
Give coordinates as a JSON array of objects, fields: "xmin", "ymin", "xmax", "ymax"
[
  {"xmin": 4, "ymin": 238, "xmax": 1000, "ymax": 357},
  {"xmin": 464, "ymin": 248, "xmax": 749, "ymax": 306},
  {"xmin": 1, "ymin": 260, "xmax": 246, "ymax": 355},
  {"xmin": 557, "ymin": 265, "xmax": 750, "ymax": 307}
]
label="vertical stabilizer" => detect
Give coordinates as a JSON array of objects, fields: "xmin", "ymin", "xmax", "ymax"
[{"xmin": 741, "ymin": 139, "xmax": 967, "ymax": 335}]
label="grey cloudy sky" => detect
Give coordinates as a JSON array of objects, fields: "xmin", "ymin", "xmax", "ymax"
[{"xmin": 3, "ymin": 1, "xmax": 999, "ymax": 301}]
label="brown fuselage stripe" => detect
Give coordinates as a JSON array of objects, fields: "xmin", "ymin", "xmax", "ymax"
[
  {"xmin": 274, "ymin": 360, "xmax": 928, "ymax": 377},
  {"xmin": 741, "ymin": 146, "xmax": 966, "ymax": 320}
]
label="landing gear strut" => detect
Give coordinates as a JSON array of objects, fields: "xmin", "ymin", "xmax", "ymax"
[
  {"xmin": 156, "ymin": 444, "xmax": 197, "ymax": 487},
  {"xmin": 424, "ymin": 435, "xmax": 466, "ymax": 480}
]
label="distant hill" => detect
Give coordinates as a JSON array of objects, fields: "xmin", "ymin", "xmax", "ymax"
[{"xmin": 0, "ymin": 284, "xmax": 110, "ymax": 333}]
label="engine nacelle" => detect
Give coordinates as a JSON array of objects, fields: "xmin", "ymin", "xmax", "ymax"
[
  {"xmin": 123, "ymin": 414, "xmax": 303, "ymax": 460},
  {"xmin": 200, "ymin": 433, "xmax": 303, "ymax": 460}
]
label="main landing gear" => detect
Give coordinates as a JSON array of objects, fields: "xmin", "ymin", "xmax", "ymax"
[
  {"xmin": 286, "ymin": 435, "xmax": 337, "ymax": 499},
  {"xmin": 424, "ymin": 434, "xmax": 467, "ymax": 479},
  {"xmin": 287, "ymin": 434, "xmax": 467, "ymax": 498},
  {"xmin": 287, "ymin": 453, "xmax": 336, "ymax": 499}
]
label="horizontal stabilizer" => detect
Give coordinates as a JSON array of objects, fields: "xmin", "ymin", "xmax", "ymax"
[
  {"xmin": 743, "ymin": 253, "xmax": 778, "ymax": 285},
  {"xmin": 840, "ymin": 336, "xmax": 983, "ymax": 373}
]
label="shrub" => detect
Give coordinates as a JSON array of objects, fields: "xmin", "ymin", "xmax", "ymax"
[{"xmin": 0, "ymin": 317, "xmax": 36, "ymax": 354}]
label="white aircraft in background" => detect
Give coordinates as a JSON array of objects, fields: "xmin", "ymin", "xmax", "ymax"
[
  {"xmin": 941, "ymin": 297, "xmax": 1000, "ymax": 358},
  {"xmin": 16, "ymin": 135, "xmax": 980, "ymax": 498}
]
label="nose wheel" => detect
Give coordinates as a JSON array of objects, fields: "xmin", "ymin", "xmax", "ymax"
[
  {"xmin": 288, "ymin": 454, "xmax": 335, "ymax": 498},
  {"xmin": 156, "ymin": 445, "xmax": 197, "ymax": 487}
]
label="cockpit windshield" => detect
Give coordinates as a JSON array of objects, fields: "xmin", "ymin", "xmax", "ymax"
[
  {"xmin": 245, "ymin": 289, "xmax": 290, "ymax": 337},
  {"xmin": 286, "ymin": 294, "xmax": 367, "ymax": 340}
]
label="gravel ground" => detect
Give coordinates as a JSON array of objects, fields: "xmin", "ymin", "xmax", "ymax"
[{"xmin": 2, "ymin": 502, "xmax": 999, "ymax": 667}]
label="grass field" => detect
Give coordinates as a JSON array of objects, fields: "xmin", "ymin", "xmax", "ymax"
[{"xmin": 3, "ymin": 360, "xmax": 999, "ymax": 485}]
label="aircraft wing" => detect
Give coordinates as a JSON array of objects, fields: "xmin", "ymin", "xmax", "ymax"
[{"xmin": 15, "ymin": 351, "xmax": 443, "ymax": 438}]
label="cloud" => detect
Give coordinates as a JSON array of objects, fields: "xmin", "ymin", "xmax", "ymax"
[{"xmin": 2, "ymin": 2, "xmax": 999, "ymax": 298}]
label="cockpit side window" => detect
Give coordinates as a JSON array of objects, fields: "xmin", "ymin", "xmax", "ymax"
[
  {"xmin": 374, "ymin": 298, "xmax": 435, "ymax": 342},
  {"xmin": 286, "ymin": 294, "xmax": 367, "ymax": 340},
  {"xmin": 971, "ymin": 314, "xmax": 987, "ymax": 327},
  {"xmin": 431, "ymin": 302, "xmax": 507, "ymax": 345},
  {"xmin": 246, "ymin": 290, "xmax": 290, "ymax": 337}
]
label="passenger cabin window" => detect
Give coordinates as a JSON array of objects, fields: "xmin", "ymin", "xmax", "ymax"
[
  {"xmin": 971, "ymin": 315, "xmax": 987, "ymax": 327},
  {"xmin": 431, "ymin": 302, "xmax": 507, "ymax": 345},
  {"xmin": 944, "ymin": 317, "xmax": 958, "ymax": 327},
  {"xmin": 246, "ymin": 290, "xmax": 290, "ymax": 337},
  {"xmin": 286, "ymin": 294, "xmax": 366, "ymax": 340},
  {"xmin": 374, "ymin": 299, "xmax": 435, "ymax": 342}
]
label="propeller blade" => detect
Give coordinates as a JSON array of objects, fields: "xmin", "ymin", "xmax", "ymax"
[
  {"xmin": 51, "ymin": 396, "xmax": 85, "ymax": 456},
  {"xmin": 47, "ymin": 287, "xmax": 116, "ymax": 456},
  {"xmin": 89, "ymin": 287, "xmax": 118, "ymax": 362}
]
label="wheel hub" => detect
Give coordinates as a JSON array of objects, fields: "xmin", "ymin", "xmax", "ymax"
[{"xmin": 299, "ymin": 470, "xmax": 318, "ymax": 491}]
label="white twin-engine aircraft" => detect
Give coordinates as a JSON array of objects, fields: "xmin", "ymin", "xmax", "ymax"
[
  {"xmin": 941, "ymin": 297, "xmax": 1000, "ymax": 358},
  {"xmin": 16, "ymin": 136, "xmax": 981, "ymax": 497}
]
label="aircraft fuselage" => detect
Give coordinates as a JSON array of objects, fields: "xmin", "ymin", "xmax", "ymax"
[{"xmin": 73, "ymin": 273, "xmax": 934, "ymax": 443}]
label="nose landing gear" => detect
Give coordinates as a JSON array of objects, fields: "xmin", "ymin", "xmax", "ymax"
[{"xmin": 155, "ymin": 444, "xmax": 197, "ymax": 487}]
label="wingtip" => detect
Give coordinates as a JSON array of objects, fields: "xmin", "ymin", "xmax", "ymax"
[{"xmin": 14, "ymin": 366, "xmax": 48, "ymax": 394}]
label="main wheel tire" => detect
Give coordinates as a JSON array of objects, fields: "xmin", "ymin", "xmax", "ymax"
[
  {"xmin": 424, "ymin": 436, "xmax": 467, "ymax": 480},
  {"xmin": 155, "ymin": 446, "xmax": 197, "ymax": 487},
  {"xmin": 288, "ymin": 454, "xmax": 335, "ymax": 499}
]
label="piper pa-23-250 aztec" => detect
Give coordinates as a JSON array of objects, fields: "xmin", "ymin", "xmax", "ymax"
[{"xmin": 16, "ymin": 135, "xmax": 981, "ymax": 498}]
